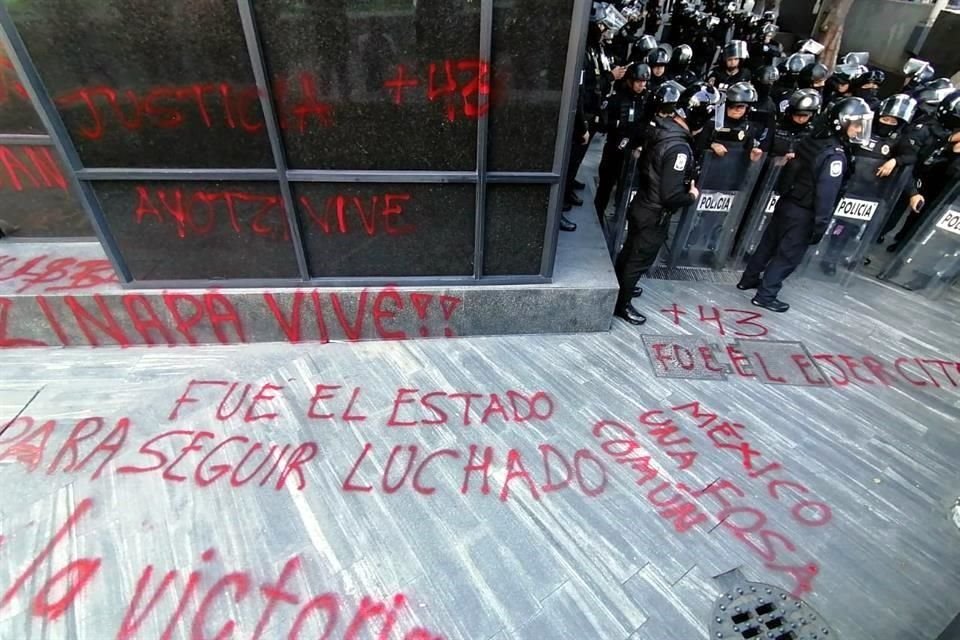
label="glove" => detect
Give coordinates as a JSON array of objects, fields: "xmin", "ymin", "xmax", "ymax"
[{"xmin": 809, "ymin": 223, "xmax": 828, "ymax": 245}]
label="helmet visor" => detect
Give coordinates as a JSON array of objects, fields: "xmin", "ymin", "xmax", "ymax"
[{"xmin": 841, "ymin": 110, "xmax": 873, "ymax": 146}]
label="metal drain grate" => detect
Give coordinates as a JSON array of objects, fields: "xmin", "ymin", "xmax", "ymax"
[{"xmin": 709, "ymin": 570, "xmax": 837, "ymax": 640}]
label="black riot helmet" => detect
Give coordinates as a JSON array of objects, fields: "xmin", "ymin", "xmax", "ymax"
[
  {"xmin": 936, "ymin": 90, "xmax": 960, "ymax": 131},
  {"xmin": 636, "ymin": 34, "xmax": 658, "ymax": 57},
  {"xmin": 914, "ymin": 78, "xmax": 956, "ymax": 114},
  {"xmin": 723, "ymin": 40, "xmax": 750, "ymax": 62},
  {"xmin": 646, "ymin": 46, "xmax": 671, "ymax": 67},
  {"xmin": 842, "ymin": 51, "xmax": 870, "ymax": 66},
  {"xmin": 822, "ymin": 97, "xmax": 874, "ymax": 146},
  {"xmin": 675, "ymin": 82, "xmax": 721, "ymax": 131},
  {"xmin": 856, "ymin": 68, "xmax": 886, "ymax": 89},
  {"xmin": 671, "ymin": 44, "xmax": 694, "ymax": 68},
  {"xmin": 762, "ymin": 10, "xmax": 777, "ymax": 23},
  {"xmin": 878, "ymin": 94, "xmax": 917, "ymax": 125},
  {"xmin": 798, "ymin": 63, "xmax": 829, "ymax": 89},
  {"xmin": 787, "ymin": 88, "xmax": 823, "ymax": 116},
  {"xmin": 829, "ymin": 63, "xmax": 865, "ymax": 87},
  {"xmin": 651, "ymin": 80, "xmax": 685, "ymax": 115},
  {"xmin": 782, "ymin": 53, "xmax": 812, "ymax": 77},
  {"xmin": 591, "ymin": 1, "xmax": 628, "ymax": 32},
  {"xmin": 725, "ymin": 81, "xmax": 758, "ymax": 105},
  {"xmin": 762, "ymin": 23, "xmax": 778, "ymax": 39},
  {"xmin": 625, "ymin": 63, "xmax": 652, "ymax": 83},
  {"xmin": 903, "ymin": 58, "xmax": 935, "ymax": 89},
  {"xmin": 755, "ymin": 66, "xmax": 780, "ymax": 87}
]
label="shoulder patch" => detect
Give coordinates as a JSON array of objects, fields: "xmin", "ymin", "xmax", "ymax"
[
  {"xmin": 674, "ymin": 153, "xmax": 688, "ymax": 171},
  {"xmin": 829, "ymin": 160, "xmax": 843, "ymax": 177}
]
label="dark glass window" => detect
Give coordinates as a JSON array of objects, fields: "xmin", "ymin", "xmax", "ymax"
[
  {"xmin": 488, "ymin": 0, "xmax": 574, "ymax": 172},
  {"xmin": 8, "ymin": 0, "xmax": 273, "ymax": 168},
  {"xmin": 0, "ymin": 42, "xmax": 44, "ymax": 134},
  {"xmin": 294, "ymin": 182, "xmax": 475, "ymax": 277},
  {"xmin": 0, "ymin": 144, "xmax": 92, "ymax": 237},
  {"xmin": 484, "ymin": 184, "xmax": 550, "ymax": 275},
  {"xmin": 92, "ymin": 180, "xmax": 299, "ymax": 280},
  {"xmin": 255, "ymin": 0, "xmax": 481, "ymax": 170}
]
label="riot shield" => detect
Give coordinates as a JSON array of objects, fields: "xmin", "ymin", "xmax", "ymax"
[
  {"xmin": 606, "ymin": 148, "xmax": 643, "ymax": 258},
  {"xmin": 731, "ymin": 155, "xmax": 789, "ymax": 269},
  {"xmin": 880, "ymin": 184, "xmax": 960, "ymax": 299},
  {"xmin": 797, "ymin": 154, "xmax": 911, "ymax": 285},
  {"xmin": 668, "ymin": 145, "xmax": 765, "ymax": 270}
]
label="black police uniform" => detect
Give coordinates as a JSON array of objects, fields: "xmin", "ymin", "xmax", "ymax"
[
  {"xmin": 770, "ymin": 114, "xmax": 813, "ymax": 157},
  {"xmin": 741, "ymin": 133, "xmax": 851, "ymax": 303},
  {"xmin": 750, "ymin": 40, "xmax": 784, "ymax": 69},
  {"xmin": 888, "ymin": 139, "xmax": 960, "ymax": 249},
  {"xmin": 615, "ymin": 117, "xmax": 696, "ymax": 308},
  {"xmin": 878, "ymin": 118, "xmax": 949, "ymax": 243},
  {"xmin": 670, "ymin": 67, "xmax": 700, "ymax": 87},
  {"xmin": 707, "ymin": 66, "xmax": 751, "ymax": 91},
  {"xmin": 595, "ymin": 85, "xmax": 650, "ymax": 221}
]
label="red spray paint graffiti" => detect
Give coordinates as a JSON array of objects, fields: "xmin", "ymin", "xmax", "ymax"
[
  {"xmin": 0, "ymin": 254, "xmax": 118, "ymax": 294},
  {"xmin": 0, "ymin": 498, "xmax": 447, "ymax": 638}
]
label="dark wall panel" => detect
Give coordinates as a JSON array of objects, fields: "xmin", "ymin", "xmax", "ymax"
[
  {"xmin": 8, "ymin": 0, "xmax": 273, "ymax": 168},
  {"xmin": 484, "ymin": 184, "xmax": 549, "ymax": 276},
  {"xmin": 92, "ymin": 180, "xmax": 298, "ymax": 280}
]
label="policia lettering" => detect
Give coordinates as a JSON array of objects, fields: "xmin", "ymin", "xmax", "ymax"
[
  {"xmin": 737, "ymin": 98, "xmax": 871, "ymax": 313},
  {"xmin": 615, "ymin": 83, "xmax": 721, "ymax": 326}
]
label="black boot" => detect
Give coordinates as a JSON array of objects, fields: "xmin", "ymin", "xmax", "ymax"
[
  {"xmin": 560, "ymin": 216, "xmax": 577, "ymax": 232},
  {"xmin": 566, "ymin": 192, "xmax": 583, "ymax": 207},
  {"xmin": 751, "ymin": 297, "xmax": 789, "ymax": 313},
  {"xmin": 736, "ymin": 278, "xmax": 760, "ymax": 290},
  {"xmin": 573, "ymin": 179, "xmax": 586, "ymax": 190},
  {"xmin": 614, "ymin": 303, "xmax": 647, "ymax": 325},
  {"xmin": 632, "ymin": 286, "xmax": 642, "ymax": 298}
]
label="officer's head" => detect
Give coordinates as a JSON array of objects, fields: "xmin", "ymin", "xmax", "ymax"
[
  {"xmin": 936, "ymin": 90, "xmax": 960, "ymax": 132},
  {"xmin": 825, "ymin": 97, "xmax": 874, "ymax": 145},
  {"xmin": 723, "ymin": 40, "xmax": 749, "ymax": 71},
  {"xmin": 647, "ymin": 47, "xmax": 670, "ymax": 77},
  {"xmin": 915, "ymin": 78, "xmax": 955, "ymax": 117},
  {"xmin": 798, "ymin": 63, "xmax": 828, "ymax": 91},
  {"xmin": 855, "ymin": 68, "xmax": 886, "ymax": 99},
  {"xmin": 652, "ymin": 80, "xmax": 685, "ymax": 117},
  {"xmin": 875, "ymin": 94, "xmax": 917, "ymax": 136},
  {"xmin": 724, "ymin": 82, "xmax": 757, "ymax": 121},
  {"xmin": 675, "ymin": 82, "xmax": 721, "ymax": 132},
  {"xmin": 786, "ymin": 89, "xmax": 821, "ymax": 127},
  {"xmin": 902, "ymin": 58, "xmax": 934, "ymax": 90},
  {"xmin": 626, "ymin": 64, "xmax": 651, "ymax": 94},
  {"xmin": 671, "ymin": 44, "xmax": 693, "ymax": 70},
  {"xmin": 762, "ymin": 23, "xmax": 777, "ymax": 43}
]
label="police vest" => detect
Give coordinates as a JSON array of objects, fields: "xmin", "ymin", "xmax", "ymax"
[{"xmin": 777, "ymin": 135, "xmax": 848, "ymax": 209}]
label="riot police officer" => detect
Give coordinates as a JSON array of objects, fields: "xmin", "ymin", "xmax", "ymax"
[
  {"xmin": 647, "ymin": 46, "xmax": 672, "ymax": 89},
  {"xmin": 629, "ymin": 34, "xmax": 659, "ymax": 65},
  {"xmin": 750, "ymin": 23, "xmax": 783, "ymax": 69},
  {"xmin": 669, "ymin": 44, "xmax": 699, "ymax": 86},
  {"xmin": 695, "ymin": 82, "xmax": 765, "ymax": 162},
  {"xmin": 737, "ymin": 97, "xmax": 872, "ymax": 312},
  {"xmin": 614, "ymin": 83, "xmax": 721, "ymax": 324},
  {"xmin": 821, "ymin": 93, "xmax": 917, "ymax": 274},
  {"xmin": 882, "ymin": 91, "xmax": 960, "ymax": 252},
  {"xmin": 770, "ymin": 89, "xmax": 822, "ymax": 157},
  {"xmin": 853, "ymin": 68, "xmax": 886, "ymax": 112},
  {"xmin": 708, "ymin": 40, "xmax": 752, "ymax": 91},
  {"xmin": 752, "ymin": 66, "xmax": 780, "ymax": 150},
  {"xmin": 595, "ymin": 64, "xmax": 651, "ymax": 222}
]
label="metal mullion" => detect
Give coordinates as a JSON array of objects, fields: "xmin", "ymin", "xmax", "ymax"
[
  {"xmin": 0, "ymin": 134, "xmax": 52, "ymax": 146},
  {"xmin": 487, "ymin": 172, "xmax": 562, "ymax": 184},
  {"xmin": 540, "ymin": 0, "xmax": 592, "ymax": 278},
  {"xmin": 77, "ymin": 168, "xmax": 280, "ymax": 181},
  {"xmin": 473, "ymin": 0, "xmax": 494, "ymax": 279},
  {"xmin": 287, "ymin": 170, "xmax": 477, "ymax": 184},
  {"xmin": 0, "ymin": 7, "xmax": 132, "ymax": 282},
  {"xmin": 237, "ymin": 0, "xmax": 310, "ymax": 281}
]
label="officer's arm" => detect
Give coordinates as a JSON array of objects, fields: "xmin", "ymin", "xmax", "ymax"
[
  {"xmin": 813, "ymin": 150, "xmax": 846, "ymax": 228},
  {"xmin": 893, "ymin": 133, "xmax": 918, "ymax": 166},
  {"xmin": 660, "ymin": 144, "xmax": 697, "ymax": 209}
]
